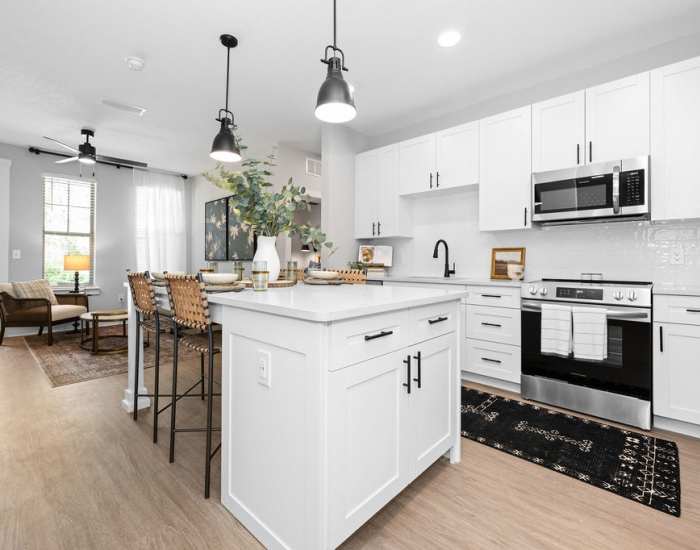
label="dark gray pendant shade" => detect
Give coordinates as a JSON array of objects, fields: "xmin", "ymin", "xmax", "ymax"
[
  {"xmin": 315, "ymin": 56, "xmax": 356, "ymax": 123},
  {"xmin": 210, "ymin": 118, "xmax": 241, "ymax": 163}
]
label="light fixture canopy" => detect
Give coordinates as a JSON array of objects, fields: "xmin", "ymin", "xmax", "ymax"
[
  {"xmin": 210, "ymin": 34, "xmax": 242, "ymax": 163},
  {"xmin": 315, "ymin": 0, "xmax": 357, "ymax": 123}
]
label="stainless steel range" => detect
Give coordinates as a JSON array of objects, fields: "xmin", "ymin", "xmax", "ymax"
[{"xmin": 521, "ymin": 278, "xmax": 653, "ymax": 429}]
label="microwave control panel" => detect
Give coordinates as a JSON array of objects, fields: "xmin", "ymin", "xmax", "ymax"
[{"xmin": 620, "ymin": 170, "xmax": 645, "ymax": 206}]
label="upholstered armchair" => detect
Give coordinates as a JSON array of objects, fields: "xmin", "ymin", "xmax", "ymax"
[{"xmin": 0, "ymin": 283, "xmax": 88, "ymax": 345}]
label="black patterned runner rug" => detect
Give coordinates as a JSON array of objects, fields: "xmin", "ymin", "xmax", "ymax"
[{"xmin": 461, "ymin": 387, "xmax": 681, "ymax": 516}]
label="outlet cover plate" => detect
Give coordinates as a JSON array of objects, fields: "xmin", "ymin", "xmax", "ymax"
[{"xmin": 257, "ymin": 349, "xmax": 272, "ymax": 388}]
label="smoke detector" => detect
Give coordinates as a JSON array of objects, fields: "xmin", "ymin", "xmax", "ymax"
[{"xmin": 124, "ymin": 56, "xmax": 145, "ymax": 71}]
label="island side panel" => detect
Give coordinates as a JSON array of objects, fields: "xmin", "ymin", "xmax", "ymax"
[{"xmin": 219, "ymin": 307, "xmax": 327, "ymax": 550}]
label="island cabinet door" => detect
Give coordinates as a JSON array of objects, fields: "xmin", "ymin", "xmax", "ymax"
[
  {"xmin": 403, "ymin": 333, "xmax": 456, "ymax": 479},
  {"xmin": 327, "ymin": 349, "xmax": 409, "ymax": 548}
]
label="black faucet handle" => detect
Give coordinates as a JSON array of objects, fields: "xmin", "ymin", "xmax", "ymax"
[{"xmin": 449, "ymin": 262, "xmax": 456, "ymax": 275}]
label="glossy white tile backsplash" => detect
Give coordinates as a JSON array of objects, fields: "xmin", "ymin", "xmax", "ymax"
[{"xmin": 377, "ymin": 190, "xmax": 700, "ymax": 285}]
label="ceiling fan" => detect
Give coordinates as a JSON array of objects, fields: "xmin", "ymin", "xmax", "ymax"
[{"xmin": 43, "ymin": 128, "xmax": 146, "ymax": 167}]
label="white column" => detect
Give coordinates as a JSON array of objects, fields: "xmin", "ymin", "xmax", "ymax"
[
  {"xmin": 0, "ymin": 158, "xmax": 11, "ymax": 282},
  {"xmin": 121, "ymin": 283, "xmax": 151, "ymax": 412}
]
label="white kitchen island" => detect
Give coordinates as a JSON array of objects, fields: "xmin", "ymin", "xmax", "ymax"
[
  {"xmin": 125, "ymin": 283, "xmax": 465, "ymax": 549},
  {"xmin": 210, "ymin": 284, "xmax": 464, "ymax": 550}
]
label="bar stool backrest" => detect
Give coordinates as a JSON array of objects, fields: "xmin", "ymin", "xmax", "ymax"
[
  {"xmin": 127, "ymin": 272, "xmax": 158, "ymax": 316},
  {"xmin": 165, "ymin": 274, "xmax": 212, "ymax": 329}
]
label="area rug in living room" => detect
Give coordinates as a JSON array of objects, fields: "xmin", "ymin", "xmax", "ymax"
[
  {"xmin": 24, "ymin": 327, "xmax": 192, "ymax": 388},
  {"xmin": 461, "ymin": 387, "xmax": 681, "ymax": 516}
]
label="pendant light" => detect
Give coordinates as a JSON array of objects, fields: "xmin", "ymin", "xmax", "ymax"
[
  {"xmin": 210, "ymin": 34, "xmax": 242, "ymax": 163},
  {"xmin": 315, "ymin": 0, "xmax": 357, "ymax": 123}
]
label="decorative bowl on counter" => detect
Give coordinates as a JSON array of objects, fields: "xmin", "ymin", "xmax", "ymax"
[
  {"xmin": 201, "ymin": 272, "xmax": 240, "ymax": 284},
  {"xmin": 507, "ymin": 263, "xmax": 525, "ymax": 281},
  {"xmin": 308, "ymin": 270, "xmax": 339, "ymax": 280}
]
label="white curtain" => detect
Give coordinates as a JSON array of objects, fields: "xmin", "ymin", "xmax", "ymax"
[{"xmin": 134, "ymin": 170, "xmax": 187, "ymax": 273}]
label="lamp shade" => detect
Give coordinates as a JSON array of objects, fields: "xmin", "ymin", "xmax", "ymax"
[
  {"xmin": 210, "ymin": 119, "xmax": 242, "ymax": 163},
  {"xmin": 64, "ymin": 254, "xmax": 91, "ymax": 271},
  {"xmin": 315, "ymin": 57, "xmax": 357, "ymax": 123}
]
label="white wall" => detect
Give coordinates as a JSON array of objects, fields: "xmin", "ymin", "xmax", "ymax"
[
  {"xmin": 377, "ymin": 190, "xmax": 700, "ymax": 286},
  {"xmin": 321, "ymin": 124, "xmax": 368, "ymax": 267},
  {"xmin": 0, "ymin": 158, "xmax": 10, "ymax": 282}
]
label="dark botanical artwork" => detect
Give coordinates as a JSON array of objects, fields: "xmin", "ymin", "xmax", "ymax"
[
  {"xmin": 205, "ymin": 198, "xmax": 228, "ymax": 261},
  {"xmin": 228, "ymin": 199, "xmax": 255, "ymax": 260}
]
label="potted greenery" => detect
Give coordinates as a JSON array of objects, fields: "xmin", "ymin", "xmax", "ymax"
[{"xmin": 205, "ymin": 154, "xmax": 334, "ymax": 281}]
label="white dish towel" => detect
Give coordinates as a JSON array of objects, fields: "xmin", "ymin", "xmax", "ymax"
[
  {"xmin": 540, "ymin": 303, "xmax": 572, "ymax": 357},
  {"xmin": 572, "ymin": 306, "xmax": 608, "ymax": 361}
]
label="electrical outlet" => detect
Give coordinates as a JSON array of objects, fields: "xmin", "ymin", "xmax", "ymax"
[
  {"xmin": 257, "ymin": 350, "xmax": 272, "ymax": 388},
  {"xmin": 671, "ymin": 246, "xmax": 685, "ymax": 265},
  {"xmin": 118, "ymin": 294, "xmax": 125, "ymax": 304},
  {"xmin": 11, "ymin": 249, "xmax": 21, "ymax": 260}
]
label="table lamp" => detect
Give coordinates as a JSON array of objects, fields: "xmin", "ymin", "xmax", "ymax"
[{"xmin": 64, "ymin": 254, "xmax": 90, "ymax": 293}]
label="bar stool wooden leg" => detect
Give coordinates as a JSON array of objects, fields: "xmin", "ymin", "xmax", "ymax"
[
  {"xmin": 204, "ymin": 326, "xmax": 215, "ymax": 498},
  {"xmin": 169, "ymin": 321, "xmax": 179, "ymax": 463},
  {"xmin": 132, "ymin": 311, "xmax": 140, "ymax": 421}
]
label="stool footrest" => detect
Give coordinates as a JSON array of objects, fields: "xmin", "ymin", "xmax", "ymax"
[{"xmin": 173, "ymin": 427, "xmax": 221, "ymax": 433}]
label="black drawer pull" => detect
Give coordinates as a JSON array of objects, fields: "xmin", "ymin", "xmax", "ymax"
[
  {"xmin": 364, "ymin": 330, "xmax": 393, "ymax": 341},
  {"xmin": 481, "ymin": 294, "xmax": 502, "ymax": 299},
  {"xmin": 659, "ymin": 325, "xmax": 664, "ymax": 353},
  {"xmin": 481, "ymin": 322, "xmax": 502, "ymax": 328},
  {"xmin": 412, "ymin": 351, "xmax": 422, "ymax": 389},
  {"xmin": 403, "ymin": 355, "xmax": 411, "ymax": 394},
  {"xmin": 428, "ymin": 316, "xmax": 448, "ymax": 325},
  {"xmin": 481, "ymin": 357, "xmax": 502, "ymax": 364},
  {"xmin": 686, "ymin": 309, "xmax": 700, "ymax": 313}
]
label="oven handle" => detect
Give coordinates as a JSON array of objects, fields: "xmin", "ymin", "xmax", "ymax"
[{"xmin": 521, "ymin": 301, "xmax": 650, "ymax": 322}]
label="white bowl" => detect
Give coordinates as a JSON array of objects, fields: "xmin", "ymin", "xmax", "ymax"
[
  {"xmin": 309, "ymin": 270, "xmax": 339, "ymax": 280},
  {"xmin": 201, "ymin": 273, "xmax": 240, "ymax": 284}
]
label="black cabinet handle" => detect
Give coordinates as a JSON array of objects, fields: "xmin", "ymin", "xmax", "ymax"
[
  {"xmin": 372, "ymin": 222, "xmax": 375, "ymax": 236},
  {"xmin": 403, "ymin": 355, "xmax": 411, "ymax": 393},
  {"xmin": 659, "ymin": 325, "xmax": 664, "ymax": 352},
  {"xmin": 686, "ymin": 309, "xmax": 700, "ymax": 313},
  {"xmin": 589, "ymin": 141, "xmax": 593, "ymax": 163},
  {"xmin": 428, "ymin": 316, "xmax": 448, "ymax": 325},
  {"xmin": 576, "ymin": 143, "xmax": 580, "ymax": 165},
  {"xmin": 364, "ymin": 330, "xmax": 393, "ymax": 341},
  {"xmin": 436, "ymin": 171, "xmax": 440, "ymax": 188},
  {"xmin": 412, "ymin": 351, "xmax": 422, "ymax": 389},
  {"xmin": 377, "ymin": 221, "xmax": 381, "ymax": 235},
  {"xmin": 481, "ymin": 294, "xmax": 502, "ymax": 299},
  {"xmin": 481, "ymin": 322, "xmax": 502, "ymax": 328},
  {"xmin": 524, "ymin": 206, "xmax": 528, "ymax": 227},
  {"xmin": 429, "ymin": 172, "xmax": 433, "ymax": 189},
  {"xmin": 481, "ymin": 357, "xmax": 502, "ymax": 364}
]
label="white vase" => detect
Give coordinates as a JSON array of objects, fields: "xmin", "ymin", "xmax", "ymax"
[{"xmin": 253, "ymin": 235, "xmax": 281, "ymax": 282}]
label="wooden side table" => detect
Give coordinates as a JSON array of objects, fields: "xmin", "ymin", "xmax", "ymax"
[{"xmin": 80, "ymin": 309, "xmax": 128, "ymax": 354}]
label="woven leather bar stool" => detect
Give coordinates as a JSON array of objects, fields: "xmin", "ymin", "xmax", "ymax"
[
  {"xmin": 165, "ymin": 274, "xmax": 222, "ymax": 498},
  {"xmin": 127, "ymin": 272, "xmax": 176, "ymax": 443}
]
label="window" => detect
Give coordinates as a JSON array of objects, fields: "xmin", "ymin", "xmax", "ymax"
[{"xmin": 42, "ymin": 175, "xmax": 96, "ymax": 286}]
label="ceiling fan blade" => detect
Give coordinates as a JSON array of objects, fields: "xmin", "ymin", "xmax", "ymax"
[
  {"xmin": 96, "ymin": 154, "xmax": 148, "ymax": 168},
  {"xmin": 43, "ymin": 136, "xmax": 79, "ymax": 154},
  {"xmin": 55, "ymin": 156, "xmax": 79, "ymax": 164}
]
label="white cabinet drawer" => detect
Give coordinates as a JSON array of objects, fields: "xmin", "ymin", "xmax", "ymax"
[
  {"xmin": 329, "ymin": 311, "xmax": 407, "ymax": 370},
  {"xmin": 466, "ymin": 305, "xmax": 521, "ymax": 346},
  {"xmin": 464, "ymin": 339, "xmax": 521, "ymax": 383},
  {"xmin": 654, "ymin": 295, "xmax": 700, "ymax": 326},
  {"xmin": 409, "ymin": 302, "xmax": 457, "ymax": 343},
  {"xmin": 466, "ymin": 285, "xmax": 521, "ymax": 309}
]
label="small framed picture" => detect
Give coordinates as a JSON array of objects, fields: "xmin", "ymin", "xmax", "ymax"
[{"xmin": 491, "ymin": 247, "xmax": 526, "ymax": 280}]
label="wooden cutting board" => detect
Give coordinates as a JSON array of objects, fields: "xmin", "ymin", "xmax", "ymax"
[{"xmin": 303, "ymin": 278, "xmax": 343, "ymax": 286}]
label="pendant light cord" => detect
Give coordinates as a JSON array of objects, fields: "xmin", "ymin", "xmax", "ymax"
[{"xmin": 225, "ymin": 46, "xmax": 231, "ymax": 116}]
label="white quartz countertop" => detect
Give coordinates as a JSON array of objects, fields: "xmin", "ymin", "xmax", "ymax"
[
  {"xmin": 653, "ymin": 283, "xmax": 700, "ymax": 297},
  {"xmin": 373, "ymin": 274, "xmax": 523, "ymax": 288},
  {"xmin": 207, "ymin": 284, "xmax": 467, "ymax": 322}
]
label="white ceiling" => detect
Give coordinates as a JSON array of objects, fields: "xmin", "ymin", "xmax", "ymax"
[{"xmin": 1, "ymin": 0, "xmax": 700, "ymax": 175}]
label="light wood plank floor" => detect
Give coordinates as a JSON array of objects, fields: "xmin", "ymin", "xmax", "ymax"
[{"xmin": 1, "ymin": 335, "xmax": 698, "ymax": 549}]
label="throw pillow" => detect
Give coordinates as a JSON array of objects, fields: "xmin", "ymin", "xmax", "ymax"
[{"xmin": 12, "ymin": 279, "xmax": 58, "ymax": 305}]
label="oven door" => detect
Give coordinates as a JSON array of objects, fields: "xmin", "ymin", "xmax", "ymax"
[{"xmin": 521, "ymin": 300, "xmax": 652, "ymax": 401}]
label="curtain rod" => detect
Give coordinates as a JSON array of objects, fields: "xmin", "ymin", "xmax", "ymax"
[{"xmin": 28, "ymin": 146, "xmax": 189, "ymax": 180}]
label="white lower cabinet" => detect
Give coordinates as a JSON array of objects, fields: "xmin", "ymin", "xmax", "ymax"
[
  {"xmin": 327, "ymin": 332, "xmax": 457, "ymax": 548},
  {"xmin": 654, "ymin": 321, "xmax": 700, "ymax": 425},
  {"xmin": 464, "ymin": 339, "xmax": 520, "ymax": 383}
]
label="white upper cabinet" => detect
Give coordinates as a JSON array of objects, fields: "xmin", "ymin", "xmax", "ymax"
[
  {"xmin": 651, "ymin": 56, "xmax": 700, "ymax": 221},
  {"xmin": 435, "ymin": 121, "xmax": 479, "ymax": 190},
  {"xmin": 354, "ymin": 144, "xmax": 411, "ymax": 239},
  {"xmin": 585, "ymin": 72, "xmax": 650, "ymax": 163},
  {"xmin": 532, "ymin": 91, "xmax": 585, "ymax": 172},
  {"xmin": 479, "ymin": 105, "xmax": 532, "ymax": 231},
  {"xmin": 399, "ymin": 134, "xmax": 436, "ymax": 195}
]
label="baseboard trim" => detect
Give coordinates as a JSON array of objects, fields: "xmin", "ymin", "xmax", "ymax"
[
  {"xmin": 461, "ymin": 371, "xmax": 520, "ymax": 394},
  {"xmin": 654, "ymin": 415, "xmax": 700, "ymax": 440}
]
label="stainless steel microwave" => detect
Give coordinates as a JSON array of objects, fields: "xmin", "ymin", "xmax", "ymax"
[{"xmin": 531, "ymin": 156, "xmax": 649, "ymax": 224}]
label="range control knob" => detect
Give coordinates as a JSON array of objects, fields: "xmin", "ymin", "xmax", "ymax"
[
  {"xmin": 628, "ymin": 290, "xmax": 637, "ymax": 302},
  {"xmin": 528, "ymin": 286, "xmax": 537, "ymax": 295},
  {"xmin": 539, "ymin": 287, "xmax": 548, "ymax": 296},
  {"xmin": 614, "ymin": 290, "xmax": 624, "ymax": 301}
]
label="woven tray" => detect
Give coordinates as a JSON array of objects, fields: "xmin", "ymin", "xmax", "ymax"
[
  {"xmin": 303, "ymin": 277, "xmax": 343, "ymax": 286},
  {"xmin": 240, "ymin": 279, "xmax": 297, "ymax": 288},
  {"xmin": 204, "ymin": 284, "xmax": 245, "ymax": 293}
]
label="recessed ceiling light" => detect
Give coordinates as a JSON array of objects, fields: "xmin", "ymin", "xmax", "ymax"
[
  {"xmin": 124, "ymin": 56, "xmax": 145, "ymax": 71},
  {"xmin": 437, "ymin": 30, "xmax": 461, "ymax": 48}
]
